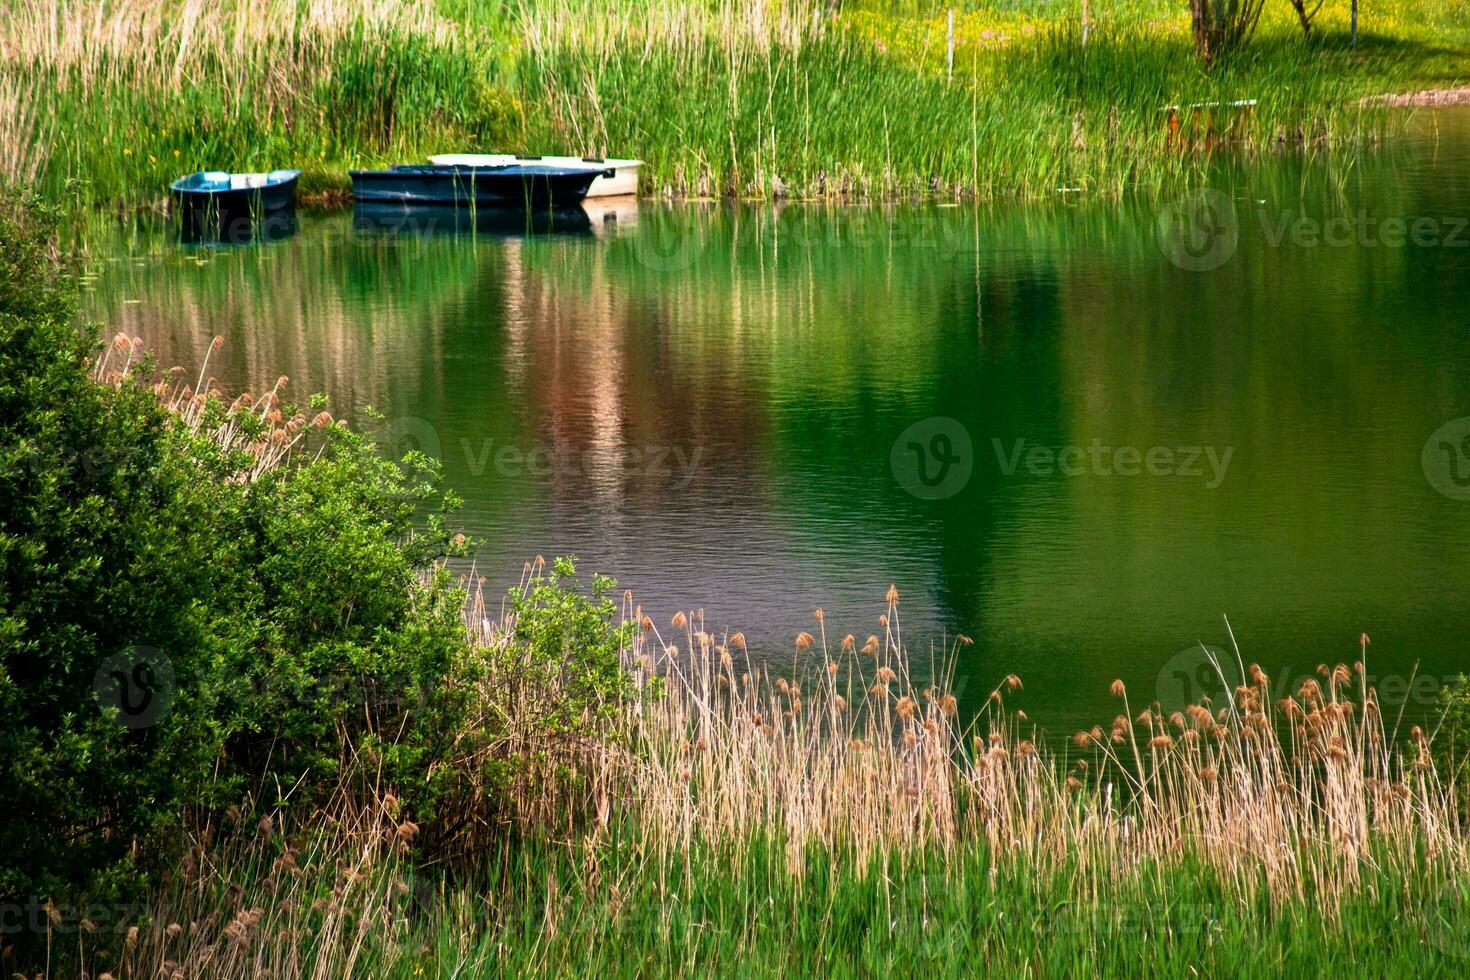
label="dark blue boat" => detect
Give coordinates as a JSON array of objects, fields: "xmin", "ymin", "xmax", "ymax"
[
  {"xmin": 171, "ymin": 170, "xmax": 301, "ymax": 216},
  {"xmin": 349, "ymin": 163, "xmax": 602, "ymax": 209},
  {"xmin": 353, "ymin": 203, "xmax": 593, "ymax": 239}
]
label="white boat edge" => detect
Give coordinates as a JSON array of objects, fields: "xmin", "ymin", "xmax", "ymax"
[{"xmin": 428, "ymin": 154, "xmax": 642, "ymax": 198}]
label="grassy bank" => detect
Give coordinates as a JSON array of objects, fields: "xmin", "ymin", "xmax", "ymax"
[
  {"xmin": 70, "ymin": 821, "xmax": 1470, "ymax": 976},
  {"xmin": 44, "ymin": 574, "xmax": 1470, "ymax": 976},
  {"xmin": 2, "ymin": 0, "xmax": 1466, "ymax": 207}
]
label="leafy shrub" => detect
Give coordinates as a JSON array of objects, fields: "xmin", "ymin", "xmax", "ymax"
[
  {"xmin": 499, "ymin": 558, "xmax": 633, "ymax": 736},
  {"xmin": 1434, "ymin": 675, "xmax": 1470, "ymax": 825},
  {"xmin": 0, "ymin": 196, "xmax": 642, "ymax": 972},
  {"xmin": 439, "ymin": 558, "xmax": 636, "ymax": 841},
  {"xmin": 0, "ymin": 196, "xmax": 473, "ymax": 917}
]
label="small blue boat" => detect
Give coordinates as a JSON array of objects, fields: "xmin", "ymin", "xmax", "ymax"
[
  {"xmin": 171, "ymin": 169, "xmax": 301, "ymax": 216},
  {"xmin": 349, "ymin": 163, "xmax": 602, "ymax": 210}
]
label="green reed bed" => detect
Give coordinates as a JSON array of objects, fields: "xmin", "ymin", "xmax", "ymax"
[
  {"xmin": 2, "ymin": 0, "xmax": 517, "ymax": 205},
  {"xmin": 517, "ymin": 0, "xmax": 1421, "ymax": 199},
  {"xmin": 3, "ymin": 0, "xmax": 1459, "ymax": 207},
  {"xmin": 81, "ymin": 814, "xmax": 1470, "ymax": 978}
]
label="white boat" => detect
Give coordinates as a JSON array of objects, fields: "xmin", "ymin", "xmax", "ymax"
[{"xmin": 428, "ymin": 154, "xmax": 642, "ymax": 198}]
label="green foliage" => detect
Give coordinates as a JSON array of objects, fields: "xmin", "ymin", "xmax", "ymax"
[
  {"xmin": 1435, "ymin": 675, "xmax": 1470, "ymax": 823},
  {"xmin": 0, "ymin": 196, "xmax": 188, "ymax": 904},
  {"xmin": 191, "ymin": 429, "xmax": 476, "ymax": 817},
  {"xmin": 426, "ymin": 558, "xmax": 638, "ymax": 839},
  {"xmin": 91, "ymin": 827, "xmax": 1470, "ymax": 976},
  {"xmin": 500, "ymin": 557, "xmax": 634, "ymax": 735},
  {"xmin": 0, "ymin": 196, "xmax": 474, "ymax": 916}
]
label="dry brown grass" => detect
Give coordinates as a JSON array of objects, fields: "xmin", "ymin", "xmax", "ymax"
[
  {"xmin": 1, "ymin": 0, "xmax": 456, "ymax": 76},
  {"xmin": 597, "ymin": 588, "xmax": 1466, "ymax": 907},
  {"xmin": 0, "ymin": 76, "xmax": 47, "ymax": 186},
  {"xmin": 93, "ymin": 332, "xmax": 333, "ymax": 481}
]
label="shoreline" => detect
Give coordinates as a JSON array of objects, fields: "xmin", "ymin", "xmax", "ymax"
[
  {"xmin": 1367, "ymin": 86, "xmax": 1470, "ymax": 107},
  {"xmin": 101, "ymin": 98, "xmax": 1470, "ymax": 216}
]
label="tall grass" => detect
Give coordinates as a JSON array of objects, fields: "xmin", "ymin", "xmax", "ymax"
[
  {"xmin": 1, "ymin": 0, "xmax": 515, "ymax": 206},
  {"xmin": 2, "ymin": 0, "xmax": 1456, "ymax": 206},
  {"xmin": 91, "ymin": 331, "xmax": 335, "ymax": 480},
  {"xmin": 0, "ymin": 76, "xmax": 49, "ymax": 186},
  {"xmin": 51, "ymin": 564, "xmax": 1470, "ymax": 976},
  {"xmin": 517, "ymin": 0, "xmax": 1420, "ymax": 198}
]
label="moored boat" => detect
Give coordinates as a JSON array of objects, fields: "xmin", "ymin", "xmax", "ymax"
[
  {"xmin": 428, "ymin": 154, "xmax": 642, "ymax": 198},
  {"xmin": 350, "ymin": 163, "xmax": 602, "ymax": 209},
  {"xmin": 170, "ymin": 170, "xmax": 301, "ymax": 215}
]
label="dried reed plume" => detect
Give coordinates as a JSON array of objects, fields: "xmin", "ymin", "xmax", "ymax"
[
  {"xmin": 92, "ymin": 335, "xmax": 330, "ymax": 481},
  {"xmin": 590, "ymin": 591, "xmax": 1467, "ymax": 908}
]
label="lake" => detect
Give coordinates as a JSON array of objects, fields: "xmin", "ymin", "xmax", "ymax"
[{"xmin": 84, "ymin": 108, "xmax": 1470, "ymax": 738}]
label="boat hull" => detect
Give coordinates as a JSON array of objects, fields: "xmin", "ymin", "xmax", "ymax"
[
  {"xmin": 352, "ymin": 203, "xmax": 593, "ymax": 238},
  {"xmin": 350, "ymin": 165, "xmax": 600, "ymax": 209},
  {"xmin": 171, "ymin": 170, "xmax": 300, "ymax": 216},
  {"xmin": 428, "ymin": 155, "xmax": 642, "ymax": 198}
]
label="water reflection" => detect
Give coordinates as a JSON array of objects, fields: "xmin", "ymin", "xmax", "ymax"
[
  {"xmin": 178, "ymin": 208, "xmax": 299, "ymax": 247},
  {"xmin": 352, "ymin": 203, "xmax": 595, "ymax": 239},
  {"xmin": 84, "ymin": 109, "xmax": 1470, "ymax": 737}
]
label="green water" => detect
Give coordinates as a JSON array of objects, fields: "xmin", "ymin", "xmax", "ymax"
[{"xmin": 84, "ymin": 110, "xmax": 1470, "ymax": 735}]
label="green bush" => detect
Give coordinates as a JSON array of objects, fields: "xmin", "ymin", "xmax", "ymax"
[
  {"xmin": 499, "ymin": 558, "xmax": 634, "ymax": 737},
  {"xmin": 1434, "ymin": 675, "xmax": 1470, "ymax": 825},
  {"xmin": 0, "ymin": 196, "xmax": 474, "ymax": 918},
  {"xmin": 439, "ymin": 558, "xmax": 636, "ymax": 839}
]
